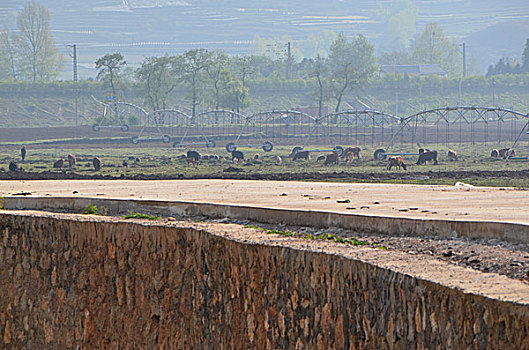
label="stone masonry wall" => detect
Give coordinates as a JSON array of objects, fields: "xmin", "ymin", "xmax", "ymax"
[{"xmin": 1, "ymin": 212, "xmax": 529, "ymax": 349}]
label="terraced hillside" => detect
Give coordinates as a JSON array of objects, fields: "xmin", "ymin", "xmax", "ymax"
[{"xmin": 2, "ymin": 0, "xmax": 529, "ymax": 77}]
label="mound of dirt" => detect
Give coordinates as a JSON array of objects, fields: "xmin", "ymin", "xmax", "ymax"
[
  {"xmin": 1, "ymin": 169, "xmax": 529, "ymax": 182},
  {"xmin": 223, "ymin": 167, "xmax": 244, "ymax": 173}
]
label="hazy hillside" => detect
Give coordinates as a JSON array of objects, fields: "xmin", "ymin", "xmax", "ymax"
[{"xmin": 1, "ymin": 0, "xmax": 529, "ymax": 77}]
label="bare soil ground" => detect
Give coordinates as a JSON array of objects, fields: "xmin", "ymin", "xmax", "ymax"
[{"xmin": 1, "ymin": 169, "xmax": 529, "ymax": 182}]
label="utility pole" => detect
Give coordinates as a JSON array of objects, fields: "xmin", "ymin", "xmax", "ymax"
[
  {"xmin": 67, "ymin": 44, "xmax": 79, "ymax": 128},
  {"xmin": 286, "ymin": 41, "xmax": 292, "ymax": 80},
  {"xmin": 67, "ymin": 44, "xmax": 78, "ymax": 81},
  {"xmin": 73, "ymin": 44, "xmax": 78, "ymax": 81},
  {"xmin": 462, "ymin": 42, "xmax": 466, "ymax": 78}
]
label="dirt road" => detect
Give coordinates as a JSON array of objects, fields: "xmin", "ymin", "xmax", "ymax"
[{"xmin": 1, "ymin": 179, "xmax": 529, "ymax": 224}]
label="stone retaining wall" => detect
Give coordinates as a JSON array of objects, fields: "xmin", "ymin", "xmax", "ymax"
[
  {"xmin": 1, "ymin": 212, "xmax": 529, "ymax": 348},
  {"xmin": 5, "ymin": 196, "xmax": 529, "ymax": 244}
]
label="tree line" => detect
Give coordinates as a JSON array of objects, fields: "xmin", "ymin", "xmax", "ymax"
[
  {"xmin": 95, "ymin": 33, "xmax": 377, "ymax": 117},
  {"xmin": 486, "ymin": 39, "xmax": 529, "ymax": 77}
]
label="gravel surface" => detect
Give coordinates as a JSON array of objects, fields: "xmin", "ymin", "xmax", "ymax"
[{"xmin": 204, "ymin": 217, "xmax": 529, "ymax": 283}]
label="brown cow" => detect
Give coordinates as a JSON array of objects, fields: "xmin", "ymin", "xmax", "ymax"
[
  {"xmin": 387, "ymin": 156, "xmax": 407, "ymax": 171},
  {"xmin": 342, "ymin": 147, "xmax": 361, "ymax": 163},
  {"xmin": 447, "ymin": 150, "xmax": 458, "ymax": 161},
  {"xmin": 92, "ymin": 157, "xmax": 101, "ymax": 171},
  {"xmin": 53, "ymin": 159, "xmax": 64, "ymax": 168},
  {"xmin": 490, "ymin": 149, "xmax": 499, "ymax": 158},
  {"xmin": 67, "ymin": 154, "xmax": 76, "ymax": 169},
  {"xmin": 323, "ymin": 152, "xmax": 339, "ymax": 165},
  {"xmin": 416, "ymin": 150, "xmax": 438, "ymax": 165},
  {"xmin": 292, "ymin": 151, "xmax": 310, "ymax": 161}
]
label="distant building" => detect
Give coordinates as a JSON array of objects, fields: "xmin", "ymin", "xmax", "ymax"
[{"xmin": 379, "ymin": 64, "xmax": 448, "ymax": 77}]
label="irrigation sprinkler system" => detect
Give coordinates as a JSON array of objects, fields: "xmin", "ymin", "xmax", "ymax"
[{"xmin": 90, "ymin": 98, "xmax": 529, "ymax": 159}]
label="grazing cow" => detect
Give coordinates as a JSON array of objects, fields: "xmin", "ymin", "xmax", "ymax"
[
  {"xmin": 289, "ymin": 147, "xmax": 303, "ymax": 158},
  {"xmin": 92, "ymin": 157, "xmax": 101, "ymax": 171},
  {"xmin": 53, "ymin": 159, "xmax": 64, "ymax": 168},
  {"xmin": 8, "ymin": 161, "xmax": 17, "ymax": 172},
  {"xmin": 186, "ymin": 150, "xmax": 201, "ymax": 165},
  {"xmin": 20, "ymin": 146, "xmax": 26, "ymax": 163},
  {"xmin": 499, "ymin": 148, "xmax": 515, "ymax": 159},
  {"xmin": 416, "ymin": 150, "xmax": 438, "ymax": 165},
  {"xmin": 122, "ymin": 160, "xmax": 128, "ymax": 168},
  {"xmin": 292, "ymin": 150, "xmax": 310, "ymax": 161},
  {"xmin": 67, "ymin": 154, "xmax": 76, "ymax": 169},
  {"xmin": 323, "ymin": 152, "xmax": 339, "ymax": 165},
  {"xmin": 231, "ymin": 150, "xmax": 244, "ymax": 162},
  {"xmin": 272, "ymin": 155, "xmax": 282, "ymax": 164},
  {"xmin": 342, "ymin": 147, "xmax": 361, "ymax": 163},
  {"xmin": 387, "ymin": 156, "xmax": 407, "ymax": 171},
  {"xmin": 447, "ymin": 150, "xmax": 458, "ymax": 161},
  {"xmin": 316, "ymin": 155, "xmax": 325, "ymax": 162},
  {"xmin": 490, "ymin": 149, "xmax": 499, "ymax": 158}
]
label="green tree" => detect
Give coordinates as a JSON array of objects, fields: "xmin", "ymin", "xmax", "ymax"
[
  {"xmin": 95, "ymin": 53, "xmax": 126, "ymax": 97},
  {"xmin": 176, "ymin": 49, "xmax": 212, "ymax": 117},
  {"xmin": 328, "ymin": 33, "xmax": 378, "ymax": 112},
  {"xmin": 522, "ymin": 38, "xmax": 529, "ymax": 73},
  {"xmin": 13, "ymin": 2, "xmax": 62, "ymax": 81},
  {"xmin": 136, "ymin": 55, "xmax": 178, "ymax": 110},
  {"xmin": 411, "ymin": 22, "xmax": 461, "ymax": 76},
  {"xmin": 310, "ymin": 55, "xmax": 328, "ymax": 117},
  {"xmin": 378, "ymin": 50, "xmax": 411, "ymax": 65},
  {"xmin": 0, "ymin": 29, "xmax": 17, "ymax": 80},
  {"xmin": 219, "ymin": 79, "xmax": 250, "ymax": 112},
  {"xmin": 248, "ymin": 55, "xmax": 275, "ymax": 78},
  {"xmin": 206, "ymin": 51, "xmax": 229, "ymax": 110},
  {"xmin": 230, "ymin": 56, "xmax": 256, "ymax": 88},
  {"xmin": 298, "ymin": 30, "xmax": 338, "ymax": 58}
]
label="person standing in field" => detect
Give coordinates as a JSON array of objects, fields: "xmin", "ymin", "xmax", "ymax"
[{"xmin": 20, "ymin": 146, "xmax": 26, "ymax": 163}]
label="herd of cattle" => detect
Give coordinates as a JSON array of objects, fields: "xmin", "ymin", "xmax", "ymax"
[{"xmin": 5, "ymin": 146, "xmax": 517, "ymax": 173}]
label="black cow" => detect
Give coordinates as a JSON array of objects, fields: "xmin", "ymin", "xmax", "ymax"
[
  {"xmin": 186, "ymin": 150, "xmax": 201, "ymax": 165},
  {"xmin": 231, "ymin": 150, "xmax": 244, "ymax": 162},
  {"xmin": 9, "ymin": 161, "xmax": 17, "ymax": 172},
  {"xmin": 416, "ymin": 150, "xmax": 438, "ymax": 165}
]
